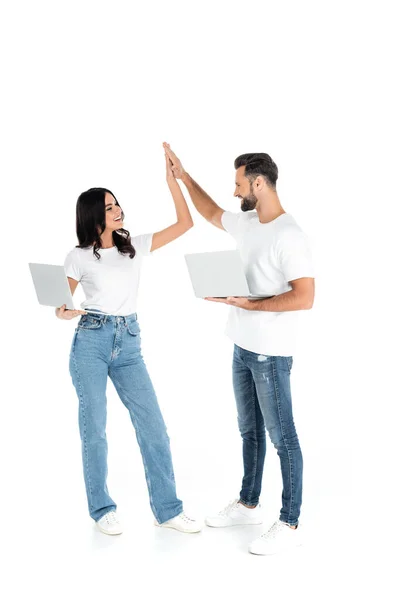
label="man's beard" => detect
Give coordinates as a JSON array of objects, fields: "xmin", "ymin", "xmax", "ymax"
[{"xmin": 240, "ymin": 192, "xmax": 258, "ymax": 212}]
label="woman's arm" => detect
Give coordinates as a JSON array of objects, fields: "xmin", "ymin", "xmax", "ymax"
[
  {"xmin": 150, "ymin": 151, "xmax": 194, "ymax": 252},
  {"xmin": 164, "ymin": 142, "xmax": 225, "ymax": 230},
  {"xmin": 55, "ymin": 277, "xmax": 87, "ymax": 319}
]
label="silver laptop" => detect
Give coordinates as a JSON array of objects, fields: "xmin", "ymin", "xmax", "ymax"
[
  {"xmin": 29, "ymin": 263, "xmax": 75, "ymax": 309},
  {"xmin": 184, "ymin": 250, "xmax": 268, "ymax": 299}
]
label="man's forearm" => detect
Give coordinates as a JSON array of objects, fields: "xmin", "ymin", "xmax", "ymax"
[
  {"xmin": 181, "ymin": 172, "xmax": 220, "ymax": 221},
  {"xmin": 249, "ymin": 289, "xmax": 313, "ymax": 312}
]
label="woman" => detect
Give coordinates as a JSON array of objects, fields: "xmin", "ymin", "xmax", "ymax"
[{"xmin": 57, "ymin": 144, "xmax": 201, "ymax": 535}]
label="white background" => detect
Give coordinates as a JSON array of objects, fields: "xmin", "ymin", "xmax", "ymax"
[{"xmin": 1, "ymin": 0, "xmax": 399, "ymax": 598}]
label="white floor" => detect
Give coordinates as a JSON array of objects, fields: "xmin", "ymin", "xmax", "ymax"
[{"xmin": 4, "ymin": 428, "xmax": 391, "ymax": 599}]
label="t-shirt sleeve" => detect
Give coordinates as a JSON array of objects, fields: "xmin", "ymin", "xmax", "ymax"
[
  {"xmin": 132, "ymin": 233, "xmax": 154, "ymax": 256},
  {"xmin": 64, "ymin": 249, "xmax": 82, "ymax": 281},
  {"xmin": 276, "ymin": 227, "xmax": 315, "ymax": 282},
  {"xmin": 221, "ymin": 211, "xmax": 247, "ymax": 237}
]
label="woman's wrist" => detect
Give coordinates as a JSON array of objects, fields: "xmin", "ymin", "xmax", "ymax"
[{"xmin": 167, "ymin": 176, "xmax": 179, "ymax": 187}]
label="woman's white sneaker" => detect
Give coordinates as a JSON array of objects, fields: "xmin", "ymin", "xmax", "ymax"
[
  {"xmin": 205, "ymin": 499, "xmax": 263, "ymax": 527},
  {"xmin": 249, "ymin": 519, "xmax": 302, "ymax": 555},
  {"xmin": 96, "ymin": 511, "xmax": 123, "ymax": 535},
  {"xmin": 155, "ymin": 511, "xmax": 203, "ymax": 533}
]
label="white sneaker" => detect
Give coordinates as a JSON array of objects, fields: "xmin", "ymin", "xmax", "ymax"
[
  {"xmin": 205, "ymin": 499, "xmax": 263, "ymax": 528},
  {"xmin": 249, "ymin": 519, "xmax": 303, "ymax": 555},
  {"xmin": 96, "ymin": 511, "xmax": 123, "ymax": 535},
  {"xmin": 155, "ymin": 511, "xmax": 203, "ymax": 533}
]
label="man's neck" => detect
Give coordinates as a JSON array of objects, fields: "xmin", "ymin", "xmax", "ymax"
[{"xmin": 256, "ymin": 193, "xmax": 286, "ymax": 224}]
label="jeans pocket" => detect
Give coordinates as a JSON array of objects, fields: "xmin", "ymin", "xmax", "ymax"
[
  {"xmin": 78, "ymin": 315, "xmax": 102, "ymax": 330},
  {"xmin": 285, "ymin": 357, "xmax": 293, "ymax": 372},
  {"xmin": 70, "ymin": 329, "xmax": 79, "ymax": 353},
  {"xmin": 126, "ymin": 321, "xmax": 140, "ymax": 336}
]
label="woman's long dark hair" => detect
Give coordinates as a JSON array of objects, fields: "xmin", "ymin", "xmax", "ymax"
[{"xmin": 76, "ymin": 188, "xmax": 136, "ymax": 260}]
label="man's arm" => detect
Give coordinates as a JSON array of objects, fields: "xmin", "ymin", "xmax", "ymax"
[
  {"xmin": 206, "ymin": 278, "xmax": 315, "ymax": 311},
  {"xmin": 163, "ymin": 142, "xmax": 224, "ymax": 230},
  {"xmin": 250, "ymin": 278, "xmax": 315, "ymax": 311},
  {"xmin": 181, "ymin": 172, "xmax": 224, "ymax": 230}
]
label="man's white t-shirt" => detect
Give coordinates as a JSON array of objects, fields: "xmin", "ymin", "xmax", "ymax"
[
  {"xmin": 221, "ymin": 211, "xmax": 314, "ymax": 357},
  {"xmin": 64, "ymin": 233, "xmax": 153, "ymax": 316}
]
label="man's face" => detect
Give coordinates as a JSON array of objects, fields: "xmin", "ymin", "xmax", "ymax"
[{"xmin": 234, "ymin": 166, "xmax": 258, "ymax": 212}]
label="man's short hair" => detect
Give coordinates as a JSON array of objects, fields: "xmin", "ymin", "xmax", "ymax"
[{"xmin": 234, "ymin": 153, "xmax": 278, "ymax": 189}]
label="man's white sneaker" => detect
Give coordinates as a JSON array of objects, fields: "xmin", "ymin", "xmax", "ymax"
[
  {"xmin": 205, "ymin": 499, "xmax": 263, "ymax": 528},
  {"xmin": 96, "ymin": 511, "xmax": 123, "ymax": 535},
  {"xmin": 249, "ymin": 519, "xmax": 303, "ymax": 555},
  {"xmin": 155, "ymin": 511, "xmax": 203, "ymax": 533}
]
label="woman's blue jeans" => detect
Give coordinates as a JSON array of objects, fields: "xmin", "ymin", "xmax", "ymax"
[{"xmin": 69, "ymin": 312, "xmax": 183, "ymax": 524}]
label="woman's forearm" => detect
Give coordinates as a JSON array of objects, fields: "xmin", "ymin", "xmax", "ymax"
[{"xmin": 167, "ymin": 177, "xmax": 193, "ymax": 226}]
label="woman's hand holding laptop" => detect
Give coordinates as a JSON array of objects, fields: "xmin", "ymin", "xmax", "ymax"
[{"xmin": 56, "ymin": 304, "xmax": 87, "ymax": 320}]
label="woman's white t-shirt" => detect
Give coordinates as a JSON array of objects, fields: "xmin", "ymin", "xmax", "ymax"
[
  {"xmin": 221, "ymin": 211, "xmax": 314, "ymax": 357},
  {"xmin": 64, "ymin": 234, "xmax": 153, "ymax": 316}
]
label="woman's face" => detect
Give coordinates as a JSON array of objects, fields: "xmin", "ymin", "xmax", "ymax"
[{"xmin": 104, "ymin": 192, "xmax": 124, "ymax": 231}]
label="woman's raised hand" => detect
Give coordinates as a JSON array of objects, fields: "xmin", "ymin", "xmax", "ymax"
[
  {"xmin": 163, "ymin": 142, "xmax": 185, "ymax": 179},
  {"xmin": 56, "ymin": 304, "xmax": 87, "ymax": 320},
  {"xmin": 165, "ymin": 148, "xmax": 175, "ymax": 182}
]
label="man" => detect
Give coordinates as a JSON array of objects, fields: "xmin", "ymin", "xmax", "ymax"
[{"xmin": 163, "ymin": 142, "xmax": 315, "ymax": 555}]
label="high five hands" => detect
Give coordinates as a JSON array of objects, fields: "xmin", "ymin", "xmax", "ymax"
[
  {"xmin": 163, "ymin": 142, "xmax": 185, "ymax": 179},
  {"xmin": 165, "ymin": 146, "xmax": 175, "ymax": 182}
]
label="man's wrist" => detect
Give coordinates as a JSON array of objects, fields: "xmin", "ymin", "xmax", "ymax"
[
  {"xmin": 181, "ymin": 171, "xmax": 191, "ymax": 186},
  {"xmin": 247, "ymin": 299, "xmax": 260, "ymax": 310},
  {"xmin": 248, "ymin": 297, "xmax": 270, "ymax": 311}
]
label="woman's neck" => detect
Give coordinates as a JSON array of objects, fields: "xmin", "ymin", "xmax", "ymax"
[{"xmin": 100, "ymin": 231, "xmax": 114, "ymax": 249}]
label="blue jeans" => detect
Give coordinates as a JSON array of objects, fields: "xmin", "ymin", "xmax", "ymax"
[
  {"xmin": 69, "ymin": 312, "xmax": 183, "ymax": 524},
  {"xmin": 232, "ymin": 344, "xmax": 303, "ymax": 526}
]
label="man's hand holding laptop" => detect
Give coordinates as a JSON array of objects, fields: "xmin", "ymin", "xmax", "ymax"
[{"xmin": 204, "ymin": 296, "xmax": 256, "ymax": 309}]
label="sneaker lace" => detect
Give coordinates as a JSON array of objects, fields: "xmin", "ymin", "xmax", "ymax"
[
  {"xmin": 105, "ymin": 511, "xmax": 119, "ymax": 525},
  {"xmin": 218, "ymin": 499, "xmax": 240, "ymax": 516},
  {"xmin": 261, "ymin": 520, "xmax": 285, "ymax": 540},
  {"xmin": 179, "ymin": 511, "xmax": 195, "ymax": 524}
]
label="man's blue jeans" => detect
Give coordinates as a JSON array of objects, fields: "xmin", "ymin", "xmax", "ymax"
[
  {"xmin": 232, "ymin": 344, "xmax": 303, "ymax": 526},
  {"xmin": 69, "ymin": 312, "xmax": 183, "ymax": 524}
]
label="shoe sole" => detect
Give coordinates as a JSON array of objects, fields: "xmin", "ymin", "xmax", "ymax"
[
  {"xmin": 96, "ymin": 524, "xmax": 123, "ymax": 535},
  {"xmin": 154, "ymin": 522, "xmax": 202, "ymax": 534},
  {"xmin": 249, "ymin": 542, "xmax": 303, "ymax": 556}
]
